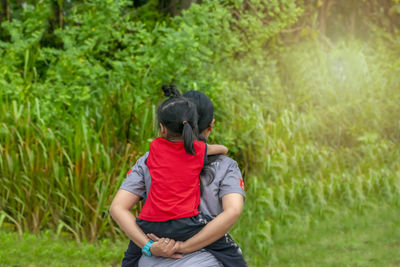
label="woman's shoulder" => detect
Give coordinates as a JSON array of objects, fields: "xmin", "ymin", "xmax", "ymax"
[
  {"xmin": 208, "ymin": 155, "xmax": 239, "ymax": 169},
  {"xmin": 206, "ymin": 155, "xmax": 244, "ymax": 192},
  {"xmin": 135, "ymin": 151, "xmax": 149, "ymax": 165},
  {"xmin": 125, "ymin": 152, "xmax": 149, "ymax": 174}
]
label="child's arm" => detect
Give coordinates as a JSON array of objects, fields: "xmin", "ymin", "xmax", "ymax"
[{"xmin": 207, "ymin": 144, "xmax": 228, "ymax": 155}]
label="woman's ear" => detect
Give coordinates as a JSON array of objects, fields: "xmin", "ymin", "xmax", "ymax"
[
  {"xmin": 202, "ymin": 119, "xmax": 215, "ymax": 139},
  {"xmin": 208, "ymin": 119, "xmax": 215, "ymax": 132}
]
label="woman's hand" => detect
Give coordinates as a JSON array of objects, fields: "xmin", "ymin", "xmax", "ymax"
[
  {"xmin": 149, "ymin": 236, "xmax": 183, "ymax": 259},
  {"xmin": 151, "ymin": 193, "xmax": 244, "ymax": 254}
]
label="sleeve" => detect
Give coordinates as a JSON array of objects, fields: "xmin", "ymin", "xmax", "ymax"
[
  {"xmin": 204, "ymin": 143, "xmax": 208, "ymax": 166},
  {"xmin": 218, "ymin": 160, "xmax": 246, "ymax": 199},
  {"xmin": 195, "ymin": 140, "xmax": 207, "ymax": 167},
  {"xmin": 119, "ymin": 153, "xmax": 148, "ymax": 199}
]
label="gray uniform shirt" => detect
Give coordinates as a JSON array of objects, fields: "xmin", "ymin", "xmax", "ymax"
[{"xmin": 120, "ymin": 153, "xmax": 245, "ymax": 267}]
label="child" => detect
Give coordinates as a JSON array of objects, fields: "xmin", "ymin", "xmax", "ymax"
[
  {"xmin": 128, "ymin": 86, "xmax": 246, "ymax": 267},
  {"xmin": 139, "ymin": 85, "xmax": 227, "ymax": 221}
]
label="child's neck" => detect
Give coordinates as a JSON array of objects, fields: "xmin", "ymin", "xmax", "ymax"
[{"xmin": 164, "ymin": 136, "xmax": 184, "ymax": 142}]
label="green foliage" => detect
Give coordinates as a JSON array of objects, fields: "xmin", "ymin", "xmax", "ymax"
[
  {"xmin": 1, "ymin": 0, "xmax": 400, "ymax": 265},
  {"xmin": 0, "ymin": 0, "xmax": 301, "ymax": 240}
]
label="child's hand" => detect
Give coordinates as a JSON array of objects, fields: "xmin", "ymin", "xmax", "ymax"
[{"xmin": 220, "ymin": 145, "xmax": 228, "ymax": 155}]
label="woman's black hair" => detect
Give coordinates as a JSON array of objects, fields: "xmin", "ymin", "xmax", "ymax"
[
  {"xmin": 183, "ymin": 91, "xmax": 214, "ymax": 134},
  {"xmin": 158, "ymin": 85, "xmax": 199, "ymax": 155},
  {"xmin": 183, "ymin": 91, "xmax": 219, "ymax": 188}
]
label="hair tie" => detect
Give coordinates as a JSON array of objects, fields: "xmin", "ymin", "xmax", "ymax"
[{"xmin": 182, "ymin": 120, "xmax": 187, "ymax": 125}]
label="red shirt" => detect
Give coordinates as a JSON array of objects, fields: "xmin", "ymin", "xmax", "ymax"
[{"xmin": 138, "ymin": 137, "xmax": 206, "ymax": 222}]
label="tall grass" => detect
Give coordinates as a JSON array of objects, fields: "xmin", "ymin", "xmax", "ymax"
[
  {"xmin": 0, "ymin": 96, "xmax": 153, "ymax": 241},
  {"xmin": 223, "ymin": 41, "xmax": 400, "ymax": 265}
]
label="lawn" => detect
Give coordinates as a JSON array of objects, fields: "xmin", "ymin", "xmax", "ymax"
[
  {"xmin": 270, "ymin": 202, "xmax": 400, "ymax": 266},
  {"xmin": 1, "ymin": 201, "xmax": 399, "ymax": 266},
  {"xmin": 0, "ymin": 230, "xmax": 127, "ymax": 267}
]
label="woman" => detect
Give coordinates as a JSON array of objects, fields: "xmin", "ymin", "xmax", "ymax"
[{"xmin": 110, "ymin": 90, "xmax": 246, "ymax": 266}]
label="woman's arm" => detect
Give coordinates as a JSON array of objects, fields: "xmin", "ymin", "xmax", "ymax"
[
  {"xmin": 207, "ymin": 144, "xmax": 228, "ymax": 155},
  {"xmin": 178, "ymin": 193, "xmax": 243, "ymax": 253},
  {"xmin": 110, "ymin": 189, "xmax": 182, "ymax": 258},
  {"xmin": 110, "ymin": 190, "xmax": 149, "ymax": 248},
  {"xmin": 147, "ymin": 193, "xmax": 244, "ymax": 254}
]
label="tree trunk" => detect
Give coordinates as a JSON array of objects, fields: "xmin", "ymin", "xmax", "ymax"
[
  {"xmin": 349, "ymin": 7, "xmax": 356, "ymax": 36},
  {"xmin": 318, "ymin": 0, "xmax": 337, "ymax": 36},
  {"xmin": 58, "ymin": 1, "xmax": 63, "ymax": 28},
  {"xmin": 0, "ymin": 0, "xmax": 10, "ymax": 22},
  {"xmin": 181, "ymin": 0, "xmax": 196, "ymax": 11},
  {"xmin": 159, "ymin": 0, "xmax": 197, "ymax": 16}
]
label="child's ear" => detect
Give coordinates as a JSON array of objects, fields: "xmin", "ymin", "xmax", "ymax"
[{"xmin": 160, "ymin": 123, "xmax": 168, "ymax": 137}]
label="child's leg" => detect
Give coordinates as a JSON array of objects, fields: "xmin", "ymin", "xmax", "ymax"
[
  {"xmin": 121, "ymin": 240, "xmax": 141, "ymax": 267},
  {"xmin": 204, "ymin": 233, "xmax": 247, "ymax": 267},
  {"xmin": 193, "ymin": 213, "xmax": 247, "ymax": 267}
]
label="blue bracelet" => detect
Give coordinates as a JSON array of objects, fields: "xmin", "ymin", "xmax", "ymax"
[{"xmin": 142, "ymin": 240, "xmax": 154, "ymax": 257}]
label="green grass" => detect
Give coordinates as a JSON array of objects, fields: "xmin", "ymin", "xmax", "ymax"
[
  {"xmin": 269, "ymin": 201, "xmax": 400, "ymax": 266},
  {"xmin": 0, "ymin": 230, "xmax": 127, "ymax": 267},
  {"xmin": 1, "ymin": 201, "xmax": 399, "ymax": 266}
]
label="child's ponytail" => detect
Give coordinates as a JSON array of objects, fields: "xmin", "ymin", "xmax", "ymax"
[{"xmin": 182, "ymin": 120, "xmax": 196, "ymax": 155}]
